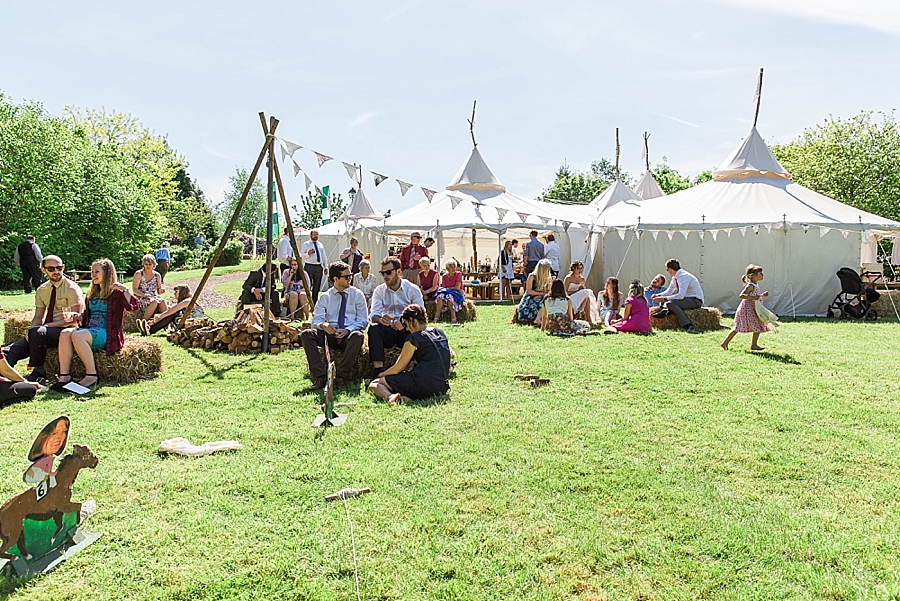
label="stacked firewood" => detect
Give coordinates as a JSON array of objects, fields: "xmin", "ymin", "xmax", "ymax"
[{"xmin": 166, "ymin": 305, "xmax": 304, "ymax": 354}]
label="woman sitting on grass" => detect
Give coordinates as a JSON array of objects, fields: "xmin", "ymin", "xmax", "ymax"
[
  {"xmin": 541, "ymin": 279, "xmax": 591, "ymax": 335},
  {"xmin": 606, "ymin": 280, "xmax": 652, "ymax": 334},
  {"xmin": 515, "ymin": 259, "xmax": 552, "ymax": 325},
  {"xmin": 55, "ymin": 258, "xmax": 139, "ymax": 390},
  {"xmin": 368, "ymin": 303, "xmax": 453, "ymax": 406},
  {"xmin": 433, "ymin": 260, "xmax": 465, "ymax": 324},
  {"xmin": 562, "ymin": 260, "xmax": 599, "ymax": 326},
  {"xmin": 132, "ymin": 254, "xmax": 167, "ymax": 320},
  {"xmin": 598, "ymin": 276, "xmax": 623, "ymax": 325},
  {"xmin": 136, "ymin": 285, "xmax": 208, "ymax": 335},
  {"xmin": 281, "ymin": 258, "xmax": 311, "ymax": 321}
]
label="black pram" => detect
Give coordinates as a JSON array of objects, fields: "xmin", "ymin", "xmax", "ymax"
[{"xmin": 826, "ymin": 267, "xmax": 881, "ymax": 320}]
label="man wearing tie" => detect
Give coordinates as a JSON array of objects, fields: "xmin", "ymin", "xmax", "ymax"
[
  {"xmin": 2, "ymin": 255, "xmax": 84, "ymax": 383},
  {"xmin": 301, "ymin": 261, "xmax": 368, "ymax": 391},
  {"xmin": 301, "ymin": 229, "xmax": 327, "ymax": 304},
  {"xmin": 651, "ymin": 258, "xmax": 704, "ymax": 332}
]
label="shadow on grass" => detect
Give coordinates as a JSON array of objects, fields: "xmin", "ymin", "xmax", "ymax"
[
  {"xmin": 749, "ymin": 350, "xmax": 801, "ymax": 365},
  {"xmin": 187, "ymin": 348, "xmax": 258, "ymax": 380}
]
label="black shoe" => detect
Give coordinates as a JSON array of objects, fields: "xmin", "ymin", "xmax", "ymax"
[
  {"xmin": 26, "ymin": 369, "xmax": 46, "ymax": 383},
  {"xmin": 683, "ymin": 324, "xmax": 697, "ymax": 333},
  {"xmin": 307, "ymin": 378, "xmax": 327, "ymax": 391}
]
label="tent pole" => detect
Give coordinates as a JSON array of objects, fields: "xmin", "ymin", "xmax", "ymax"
[
  {"xmin": 435, "ymin": 220, "xmax": 441, "ymax": 271},
  {"xmin": 498, "ymin": 233, "xmax": 503, "ymax": 301},
  {"xmin": 262, "ymin": 121, "xmax": 275, "ymax": 352}
]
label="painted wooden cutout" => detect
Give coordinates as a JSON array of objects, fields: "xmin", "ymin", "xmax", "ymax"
[{"xmin": 0, "ymin": 416, "xmax": 101, "ymax": 576}]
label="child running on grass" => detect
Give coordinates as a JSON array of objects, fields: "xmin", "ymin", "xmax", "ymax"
[{"xmin": 721, "ymin": 264, "xmax": 771, "ymax": 351}]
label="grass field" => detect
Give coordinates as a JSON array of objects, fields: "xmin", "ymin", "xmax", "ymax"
[{"xmin": 0, "ymin": 300, "xmax": 899, "ymax": 599}]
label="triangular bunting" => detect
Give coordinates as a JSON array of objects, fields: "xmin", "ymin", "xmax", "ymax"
[
  {"xmin": 617, "ymin": 228, "xmax": 626, "ymax": 241},
  {"xmin": 281, "ymin": 139, "xmax": 302, "ymax": 157},
  {"xmin": 636, "ymin": 229, "xmax": 642, "ymax": 239},
  {"xmin": 724, "ymin": 227, "xmax": 733, "ymax": 237},
  {"xmin": 368, "ymin": 230, "xmax": 372, "ymax": 241},
  {"xmin": 314, "ymin": 185, "xmax": 321, "ymax": 197},
  {"xmin": 578, "ymin": 223, "xmax": 589, "ymax": 231},
  {"xmin": 562, "ymin": 221, "xmax": 571, "ymax": 232},
  {"xmin": 710, "ymin": 230, "xmax": 718, "ymax": 241},
  {"xmin": 422, "ymin": 188, "xmax": 436, "ymax": 202},
  {"xmin": 820, "ymin": 226, "xmax": 831, "ymax": 237},
  {"xmin": 753, "ymin": 225, "xmax": 760, "ymax": 235},
  {"xmin": 698, "ymin": 230, "xmax": 705, "ymax": 240},
  {"xmin": 292, "ymin": 160, "xmax": 301, "ymax": 177},
  {"xmin": 765, "ymin": 224, "xmax": 772, "ymax": 233},
  {"xmin": 740, "ymin": 227, "xmax": 747, "ymax": 237},
  {"xmin": 342, "ymin": 162, "xmax": 359, "ymax": 182},
  {"xmin": 841, "ymin": 229, "xmax": 850, "ymax": 239},
  {"xmin": 397, "ymin": 180, "xmax": 413, "ymax": 196},
  {"xmin": 651, "ymin": 230, "xmax": 659, "ymax": 240},
  {"xmin": 539, "ymin": 216, "xmax": 550, "ymax": 226},
  {"xmin": 449, "ymin": 195, "xmax": 462, "ymax": 209},
  {"xmin": 304, "ymin": 173, "xmax": 312, "ymax": 191},
  {"xmin": 680, "ymin": 230, "xmax": 690, "ymax": 240},
  {"xmin": 599, "ymin": 226, "xmax": 609, "ymax": 237},
  {"xmin": 496, "ymin": 207, "xmax": 508, "ymax": 221},
  {"xmin": 372, "ymin": 172, "xmax": 388, "ymax": 187},
  {"xmin": 280, "ymin": 144, "xmax": 289, "ymax": 162},
  {"xmin": 314, "ymin": 151, "xmax": 333, "ymax": 167},
  {"xmin": 667, "ymin": 230, "xmax": 675, "ymax": 241},
  {"xmin": 516, "ymin": 212, "xmax": 529, "ymax": 223},
  {"xmin": 802, "ymin": 224, "xmax": 809, "ymax": 234}
]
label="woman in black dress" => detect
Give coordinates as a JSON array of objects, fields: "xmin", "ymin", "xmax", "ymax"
[{"xmin": 368, "ymin": 303, "xmax": 453, "ymax": 405}]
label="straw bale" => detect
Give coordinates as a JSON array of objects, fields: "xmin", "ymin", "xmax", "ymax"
[
  {"xmin": 424, "ymin": 300, "xmax": 477, "ymax": 323},
  {"xmin": 43, "ymin": 337, "xmax": 162, "ymax": 383},
  {"xmin": 3, "ymin": 312, "xmax": 33, "ymax": 345},
  {"xmin": 315, "ymin": 342, "xmax": 410, "ymax": 381},
  {"xmin": 870, "ymin": 290, "xmax": 900, "ymax": 318},
  {"xmin": 123, "ymin": 310, "xmax": 140, "ymax": 333},
  {"xmin": 650, "ymin": 306, "xmax": 722, "ymax": 330}
]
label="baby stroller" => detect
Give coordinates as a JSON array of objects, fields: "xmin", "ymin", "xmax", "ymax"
[{"xmin": 826, "ymin": 267, "xmax": 881, "ymax": 320}]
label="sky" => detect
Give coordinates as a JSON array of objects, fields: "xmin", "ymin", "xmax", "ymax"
[{"xmin": 2, "ymin": 0, "xmax": 899, "ymax": 219}]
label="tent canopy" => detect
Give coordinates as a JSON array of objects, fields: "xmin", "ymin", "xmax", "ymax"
[
  {"xmin": 340, "ymin": 186, "xmax": 382, "ymax": 221},
  {"xmin": 588, "ymin": 179, "xmax": 645, "ymax": 214},
  {"xmin": 633, "ymin": 171, "xmax": 665, "ymax": 200},
  {"xmin": 712, "ymin": 126, "xmax": 790, "ymax": 179}
]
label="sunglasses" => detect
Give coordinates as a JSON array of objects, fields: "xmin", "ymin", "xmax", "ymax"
[
  {"xmin": 336, "ymin": 274, "xmax": 352, "ymax": 280},
  {"xmin": 379, "ymin": 269, "xmax": 396, "ymax": 276},
  {"xmin": 44, "ymin": 265, "xmax": 65, "ymax": 272}
]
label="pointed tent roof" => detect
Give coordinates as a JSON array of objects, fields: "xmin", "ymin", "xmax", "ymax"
[
  {"xmin": 340, "ymin": 186, "xmax": 382, "ymax": 221},
  {"xmin": 712, "ymin": 126, "xmax": 790, "ymax": 179},
  {"xmin": 588, "ymin": 179, "xmax": 645, "ymax": 213},
  {"xmin": 446, "ymin": 147, "xmax": 506, "ymax": 191},
  {"xmin": 633, "ymin": 171, "xmax": 666, "ymax": 200}
]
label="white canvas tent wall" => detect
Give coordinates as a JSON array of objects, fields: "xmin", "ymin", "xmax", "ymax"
[
  {"xmin": 315, "ymin": 217, "xmax": 389, "ymax": 268},
  {"xmin": 594, "ymin": 127, "xmax": 900, "ymax": 316}
]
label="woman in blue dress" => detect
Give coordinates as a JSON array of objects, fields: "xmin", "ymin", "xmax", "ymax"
[{"xmin": 368, "ymin": 303, "xmax": 453, "ymax": 406}]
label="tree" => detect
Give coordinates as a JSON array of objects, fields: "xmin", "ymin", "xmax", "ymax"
[
  {"xmin": 651, "ymin": 158, "xmax": 712, "ymax": 195},
  {"xmin": 771, "ymin": 110, "xmax": 900, "ymax": 221},
  {"xmin": 539, "ymin": 159, "xmax": 632, "ymax": 204},
  {"xmin": 217, "ymin": 168, "xmax": 267, "ymax": 235},
  {"xmin": 296, "ymin": 188, "xmax": 346, "ymax": 229}
]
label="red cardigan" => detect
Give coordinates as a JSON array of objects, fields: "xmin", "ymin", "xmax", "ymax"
[{"xmin": 81, "ymin": 289, "xmax": 140, "ymax": 356}]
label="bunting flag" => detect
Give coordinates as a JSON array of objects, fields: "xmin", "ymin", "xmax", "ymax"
[
  {"xmin": 372, "ymin": 172, "xmax": 388, "ymax": 187},
  {"xmin": 599, "ymin": 226, "xmax": 609, "ymax": 237},
  {"xmin": 651, "ymin": 230, "xmax": 659, "ymax": 240},
  {"xmin": 342, "ymin": 162, "xmax": 359, "ymax": 182},
  {"xmin": 681, "ymin": 230, "xmax": 690, "ymax": 240},
  {"xmin": 304, "ymin": 173, "xmax": 312, "ymax": 191},
  {"xmin": 314, "ymin": 185, "xmax": 321, "ymax": 197},
  {"xmin": 539, "ymin": 216, "xmax": 550, "ymax": 226},
  {"xmin": 281, "ymin": 139, "xmax": 302, "ymax": 157},
  {"xmin": 280, "ymin": 144, "xmax": 289, "ymax": 162},
  {"xmin": 617, "ymin": 228, "xmax": 626, "ymax": 241},
  {"xmin": 740, "ymin": 227, "xmax": 747, "ymax": 236},
  {"xmin": 636, "ymin": 229, "xmax": 642, "ymax": 238},
  {"xmin": 397, "ymin": 180, "xmax": 413, "ymax": 196},
  {"xmin": 292, "ymin": 160, "xmax": 301, "ymax": 177},
  {"xmin": 765, "ymin": 224, "xmax": 772, "ymax": 233},
  {"xmin": 368, "ymin": 230, "xmax": 373, "ymax": 241},
  {"xmin": 820, "ymin": 226, "xmax": 831, "ymax": 237},
  {"xmin": 667, "ymin": 230, "xmax": 675, "ymax": 240},
  {"xmin": 710, "ymin": 230, "xmax": 718, "ymax": 241},
  {"xmin": 496, "ymin": 207, "xmax": 508, "ymax": 221},
  {"xmin": 698, "ymin": 230, "xmax": 705, "ymax": 240},
  {"xmin": 578, "ymin": 223, "xmax": 590, "ymax": 231},
  {"xmin": 802, "ymin": 224, "xmax": 809, "ymax": 233},
  {"xmin": 516, "ymin": 212, "xmax": 530, "ymax": 223},
  {"xmin": 562, "ymin": 221, "xmax": 571, "ymax": 232},
  {"xmin": 841, "ymin": 229, "xmax": 850, "ymax": 239},
  {"xmin": 724, "ymin": 227, "xmax": 733, "ymax": 237},
  {"xmin": 449, "ymin": 195, "xmax": 463, "ymax": 209},
  {"xmin": 422, "ymin": 188, "xmax": 436, "ymax": 202},
  {"xmin": 753, "ymin": 225, "xmax": 760, "ymax": 235},
  {"xmin": 314, "ymin": 151, "xmax": 333, "ymax": 167}
]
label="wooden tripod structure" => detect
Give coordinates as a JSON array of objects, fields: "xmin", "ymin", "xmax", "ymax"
[{"xmin": 180, "ymin": 113, "xmax": 313, "ymax": 353}]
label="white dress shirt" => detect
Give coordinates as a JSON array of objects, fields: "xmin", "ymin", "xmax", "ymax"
[
  {"xmin": 544, "ymin": 241, "xmax": 561, "ymax": 272},
  {"xmin": 300, "ymin": 240, "xmax": 327, "ymax": 265},
  {"xmin": 370, "ymin": 279, "xmax": 424, "ymax": 321},
  {"xmin": 311, "ymin": 286, "xmax": 368, "ymax": 332},
  {"xmin": 276, "ymin": 236, "xmax": 294, "ymax": 263},
  {"xmin": 659, "ymin": 269, "xmax": 704, "ymax": 301}
]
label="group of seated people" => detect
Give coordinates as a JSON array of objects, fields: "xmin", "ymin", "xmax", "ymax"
[
  {"xmin": 514, "ymin": 257, "xmax": 704, "ymax": 335},
  {"xmin": 299, "ymin": 256, "xmax": 454, "ymax": 405}
]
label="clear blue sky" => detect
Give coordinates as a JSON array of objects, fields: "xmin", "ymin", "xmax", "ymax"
[{"xmin": 2, "ymin": 0, "xmax": 898, "ymax": 216}]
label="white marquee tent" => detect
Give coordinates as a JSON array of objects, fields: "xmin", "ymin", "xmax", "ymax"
[
  {"xmin": 633, "ymin": 170, "xmax": 665, "ymax": 200},
  {"xmin": 593, "ymin": 127, "xmax": 900, "ymax": 316}
]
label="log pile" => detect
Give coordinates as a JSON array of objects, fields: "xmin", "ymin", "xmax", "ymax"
[{"xmin": 166, "ymin": 305, "xmax": 303, "ymax": 354}]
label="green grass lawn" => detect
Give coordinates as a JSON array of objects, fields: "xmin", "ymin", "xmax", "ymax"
[{"xmin": 0, "ymin": 307, "xmax": 899, "ymax": 599}]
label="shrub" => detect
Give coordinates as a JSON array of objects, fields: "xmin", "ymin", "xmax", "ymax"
[
  {"xmin": 168, "ymin": 245, "xmax": 189, "ymax": 269},
  {"xmin": 216, "ymin": 239, "xmax": 244, "ymax": 267}
]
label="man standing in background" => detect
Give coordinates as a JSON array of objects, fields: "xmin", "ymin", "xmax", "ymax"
[
  {"xmin": 277, "ymin": 228, "xmax": 294, "ymax": 274},
  {"xmin": 544, "ymin": 233, "xmax": 561, "ymax": 278},
  {"xmin": 301, "ymin": 229, "xmax": 327, "ymax": 304},
  {"xmin": 155, "ymin": 243, "xmax": 170, "ymax": 283},
  {"xmin": 14, "ymin": 235, "xmax": 43, "ymax": 294},
  {"xmin": 399, "ymin": 232, "xmax": 428, "ymax": 282},
  {"xmin": 523, "ymin": 230, "xmax": 544, "ymax": 277}
]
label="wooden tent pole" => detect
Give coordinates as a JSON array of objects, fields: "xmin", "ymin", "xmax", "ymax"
[
  {"xmin": 753, "ymin": 67, "xmax": 764, "ymax": 128},
  {"xmin": 643, "ymin": 132, "xmax": 651, "ymax": 172},
  {"xmin": 261, "ymin": 114, "xmax": 314, "ymax": 307},
  {"xmin": 179, "ymin": 119, "xmax": 278, "ymax": 327},
  {"xmin": 468, "ymin": 100, "xmax": 477, "ymax": 148},
  {"xmin": 615, "ymin": 127, "xmax": 620, "ymax": 180},
  {"xmin": 262, "ymin": 118, "xmax": 276, "ymax": 352}
]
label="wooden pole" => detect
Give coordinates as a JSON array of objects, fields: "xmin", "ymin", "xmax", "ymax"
[
  {"xmin": 262, "ymin": 119, "xmax": 275, "ymax": 352},
  {"xmin": 615, "ymin": 127, "xmax": 620, "ymax": 180},
  {"xmin": 468, "ymin": 100, "xmax": 477, "ymax": 148},
  {"xmin": 262, "ymin": 114, "xmax": 314, "ymax": 309},
  {"xmin": 643, "ymin": 131, "xmax": 650, "ymax": 172},
  {"xmin": 179, "ymin": 119, "xmax": 278, "ymax": 327},
  {"xmin": 753, "ymin": 67, "xmax": 764, "ymax": 128},
  {"xmin": 472, "ymin": 228, "xmax": 478, "ymax": 272}
]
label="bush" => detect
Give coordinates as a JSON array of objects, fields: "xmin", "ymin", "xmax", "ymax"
[
  {"xmin": 168, "ymin": 245, "xmax": 189, "ymax": 269},
  {"xmin": 216, "ymin": 239, "xmax": 244, "ymax": 267}
]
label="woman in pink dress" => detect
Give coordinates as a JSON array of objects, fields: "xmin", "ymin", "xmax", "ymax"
[
  {"xmin": 722, "ymin": 264, "xmax": 770, "ymax": 351},
  {"xmin": 607, "ymin": 280, "xmax": 652, "ymax": 334}
]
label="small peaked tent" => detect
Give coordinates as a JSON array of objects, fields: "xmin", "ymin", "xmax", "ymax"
[
  {"xmin": 588, "ymin": 179, "xmax": 645, "ymax": 213},
  {"xmin": 447, "ymin": 147, "xmax": 505, "ymax": 191},
  {"xmin": 340, "ymin": 186, "xmax": 383, "ymax": 221},
  {"xmin": 594, "ymin": 126, "xmax": 900, "ymax": 316},
  {"xmin": 633, "ymin": 171, "xmax": 665, "ymax": 200}
]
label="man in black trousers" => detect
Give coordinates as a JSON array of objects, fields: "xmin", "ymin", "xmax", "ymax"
[
  {"xmin": 14, "ymin": 235, "xmax": 43, "ymax": 294},
  {"xmin": 239, "ymin": 265, "xmax": 281, "ymax": 317}
]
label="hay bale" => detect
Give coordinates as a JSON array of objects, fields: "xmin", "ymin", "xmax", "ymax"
[
  {"xmin": 870, "ymin": 289, "xmax": 900, "ymax": 318},
  {"xmin": 43, "ymin": 337, "xmax": 162, "ymax": 383},
  {"xmin": 424, "ymin": 300, "xmax": 477, "ymax": 323},
  {"xmin": 650, "ymin": 306, "xmax": 722, "ymax": 330},
  {"xmin": 3, "ymin": 312, "xmax": 33, "ymax": 345},
  {"xmin": 123, "ymin": 310, "xmax": 141, "ymax": 333},
  {"xmin": 315, "ymin": 342, "xmax": 411, "ymax": 381}
]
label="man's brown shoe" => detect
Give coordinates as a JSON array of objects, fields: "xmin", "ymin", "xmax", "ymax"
[{"xmin": 308, "ymin": 378, "xmax": 327, "ymax": 391}]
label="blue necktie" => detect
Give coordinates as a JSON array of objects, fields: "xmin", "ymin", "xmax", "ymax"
[
  {"xmin": 314, "ymin": 243, "xmax": 321, "ymax": 264},
  {"xmin": 337, "ymin": 291, "xmax": 347, "ymax": 329}
]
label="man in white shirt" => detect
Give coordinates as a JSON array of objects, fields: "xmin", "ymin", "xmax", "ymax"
[
  {"xmin": 368, "ymin": 256, "xmax": 424, "ymax": 376},
  {"xmin": 543, "ymin": 233, "xmax": 561, "ymax": 277},
  {"xmin": 276, "ymin": 228, "xmax": 294, "ymax": 274},
  {"xmin": 651, "ymin": 258, "xmax": 704, "ymax": 332},
  {"xmin": 301, "ymin": 261, "xmax": 368, "ymax": 391},
  {"xmin": 300, "ymin": 229, "xmax": 327, "ymax": 305}
]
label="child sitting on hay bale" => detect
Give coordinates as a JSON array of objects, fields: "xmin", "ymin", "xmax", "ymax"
[{"xmin": 136, "ymin": 285, "xmax": 208, "ymax": 336}]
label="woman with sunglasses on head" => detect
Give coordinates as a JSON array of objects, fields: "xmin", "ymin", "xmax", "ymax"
[{"xmin": 132, "ymin": 254, "xmax": 167, "ymax": 320}]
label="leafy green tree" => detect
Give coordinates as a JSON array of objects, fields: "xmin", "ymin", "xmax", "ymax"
[
  {"xmin": 771, "ymin": 110, "xmax": 900, "ymax": 221},
  {"xmin": 539, "ymin": 159, "xmax": 632, "ymax": 204},
  {"xmin": 296, "ymin": 189, "xmax": 346, "ymax": 229},
  {"xmin": 217, "ymin": 168, "xmax": 267, "ymax": 235},
  {"xmin": 650, "ymin": 158, "xmax": 713, "ymax": 195}
]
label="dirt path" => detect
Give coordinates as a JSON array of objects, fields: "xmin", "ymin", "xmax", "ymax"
[{"xmin": 174, "ymin": 271, "xmax": 247, "ymax": 309}]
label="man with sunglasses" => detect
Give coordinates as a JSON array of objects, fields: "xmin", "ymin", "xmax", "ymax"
[
  {"xmin": 2, "ymin": 255, "xmax": 84, "ymax": 383},
  {"xmin": 301, "ymin": 261, "xmax": 368, "ymax": 391},
  {"xmin": 368, "ymin": 256, "xmax": 424, "ymax": 378}
]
